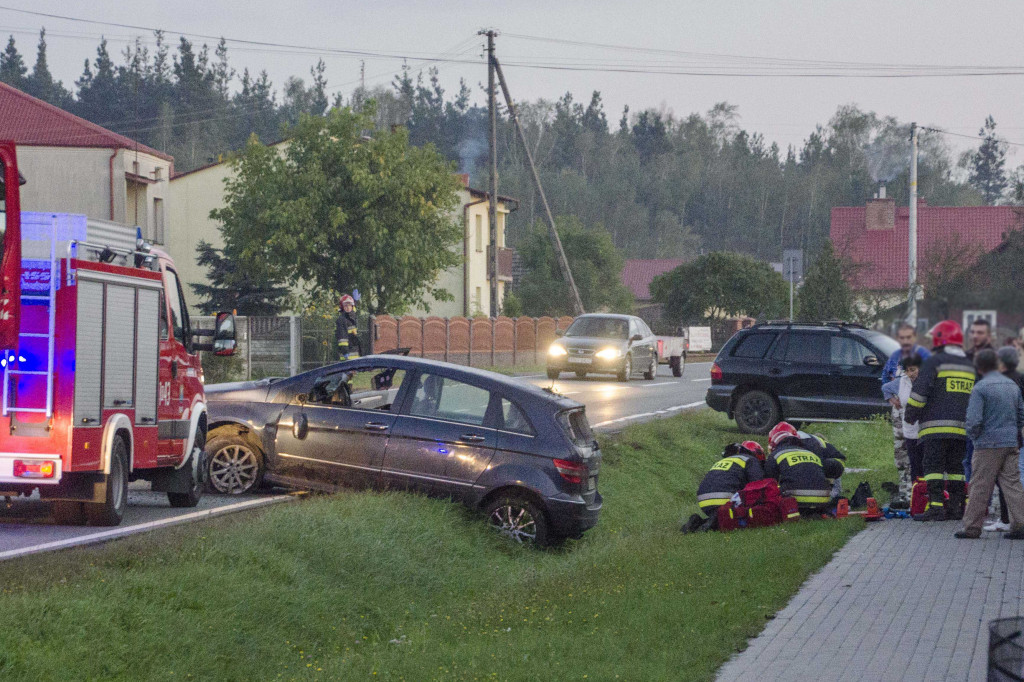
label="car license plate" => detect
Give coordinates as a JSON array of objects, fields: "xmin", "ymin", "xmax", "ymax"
[
  {"xmin": 568, "ymin": 357, "xmax": 592, "ymax": 365},
  {"xmin": 587, "ymin": 476, "xmax": 597, "ymax": 491}
]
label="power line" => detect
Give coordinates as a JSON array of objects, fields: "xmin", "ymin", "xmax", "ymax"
[{"xmin": 922, "ymin": 126, "xmax": 1024, "ymax": 148}]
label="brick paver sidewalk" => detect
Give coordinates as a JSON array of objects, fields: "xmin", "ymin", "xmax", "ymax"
[{"xmin": 716, "ymin": 520, "xmax": 1024, "ymax": 681}]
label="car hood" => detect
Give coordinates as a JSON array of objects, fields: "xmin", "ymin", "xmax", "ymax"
[
  {"xmin": 556, "ymin": 336, "xmax": 628, "ymax": 351},
  {"xmin": 204, "ymin": 378, "xmax": 277, "ymax": 402}
]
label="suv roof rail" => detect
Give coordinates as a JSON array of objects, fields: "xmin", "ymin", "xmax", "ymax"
[{"xmin": 754, "ymin": 320, "xmax": 868, "ymax": 330}]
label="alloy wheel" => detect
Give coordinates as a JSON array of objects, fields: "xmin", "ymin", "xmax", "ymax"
[
  {"xmin": 488, "ymin": 504, "xmax": 538, "ymax": 544},
  {"xmin": 209, "ymin": 444, "xmax": 260, "ymax": 494},
  {"xmin": 742, "ymin": 395, "xmax": 772, "ymax": 430}
]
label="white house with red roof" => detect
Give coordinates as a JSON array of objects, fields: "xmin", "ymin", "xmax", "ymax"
[
  {"xmin": 831, "ymin": 197, "xmax": 1023, "ymax": 291},
  {"xmin": 831, "ymin": 196, "xmax": 1024, "ymax": 331},
  {"xmin": 0, "ymin": 81, "xmax": 173, "ymax": 243},
  {"xmin": 620, "ymin": 258, "xmax": 687, "ymax": 326}
]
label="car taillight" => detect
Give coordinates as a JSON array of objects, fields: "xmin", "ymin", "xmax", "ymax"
[
  {"xmin": 12, "ymin": 459, "xmax": 55, "ymax": 479},
  {"xmin": 553, "ymin": 458, "xmax": 587, "ymax": 484},
  {"xmin": 711, "ymin": 363, "xmax": 723, "ymax": 381}
]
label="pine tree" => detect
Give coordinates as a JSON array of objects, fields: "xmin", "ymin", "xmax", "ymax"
[
  {"xmin": 25, "ymin": 29, "xmax": 70, "ymax": 105},
  {"xmin": 796, "ymin": 241, "xmax": 853, "ymax": 322},
  {"xmin": 969, "ymin": 115, "xmax": 1008, "ymax": 204},
  {"xmin": 191, "ymin": 241, "xmax": 288, "ymax": 316},
  {"xmin": 0, "ymin": 36, "xmax": 27, "ymax": 89}
]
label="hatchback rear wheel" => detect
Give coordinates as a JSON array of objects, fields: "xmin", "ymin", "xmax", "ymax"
[
  {"xmin": 484, "ymin": 494, "xmax": 550, "ymax": 547},
  {"xmin": 734, "ymin": 390, "xmax": 780, "ymax": 434}
]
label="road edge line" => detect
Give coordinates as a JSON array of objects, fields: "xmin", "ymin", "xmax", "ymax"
[
  {"xmin": 0, "ymin": 494, "xmax": 296, "ymax": 562},
  {"xmin": 593, "ymin": 401, "xmax": 706, "ymax": 430}
]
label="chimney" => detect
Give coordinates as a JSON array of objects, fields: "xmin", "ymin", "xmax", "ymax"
[
  {"xmin": 457, "ymin": 173, "xmax": 470, "ymax": 188},
  {"xmin": 866, "ymin": 195, "xmax": 896, "ymax": 231},
  {"xmin": 878, "ymin": 184, "xmax": 886, "ymax": 199}
]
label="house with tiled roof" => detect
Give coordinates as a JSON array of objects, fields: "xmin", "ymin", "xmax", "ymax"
[
  {"xmin": 0, "ymin": 81, "xmax": 173, "ymax": 243},
  {"xmin": 831, "ymin": 196, "xmax": 1024, "ymax": 331},
  {"xmin": 620, "ymin": 258, "xmax": 687, "ymax": 328}
]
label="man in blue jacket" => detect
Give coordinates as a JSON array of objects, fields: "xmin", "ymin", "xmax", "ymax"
[
  {"xmin": 882, "ymin": 324, "xmax": 931, "ymax": 508},
  {"xmin": 955, "ymin": 349, "xmax": 1024, "ymax": 539}
]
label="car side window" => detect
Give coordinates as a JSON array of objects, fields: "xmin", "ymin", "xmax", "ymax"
[
  {"xmin": 784, "ymin": 332, "xmax": 828, "ymax": 364},
  {"xmin": 500, "ymin": 398, "xmax": 534, "ymax": 435},
  {"xmin": 312, "ymin": 367, "xmax": 407, "ymax": 411},
  {"xmin": 408, "ymin": 373, "xmax": 491, "ymax": 426},
  {"xmin": 831, "ymin": 336, "xmax": 875, "ymax": 367},
  {"xmin": 732, "ymin": 332, "xmax": 778, "ymax": 359}
]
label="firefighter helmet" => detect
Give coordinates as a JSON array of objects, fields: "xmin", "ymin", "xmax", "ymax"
[
  {"xmin": 928, "ymin": 320, "xmax": 963, "ymax": 349},
  {"xmin": 339, "ymin": 294, "xmax": 355, "ymax": 308},
  {"xmin": 768, "ymin": 422, "xmax": 799, "ymax": 451},
  {"xmin": 740, "ymin": 440, "xmax": 765, "ymax": 461}
]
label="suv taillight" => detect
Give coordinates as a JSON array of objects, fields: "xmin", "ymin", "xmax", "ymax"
[
  {"xmin": 711, "ymin": 363, "xmax": 723, "ymax": 381},
  {"xmin": 553, "ymin": 458, "xmax": 587, "ymax": 484}
]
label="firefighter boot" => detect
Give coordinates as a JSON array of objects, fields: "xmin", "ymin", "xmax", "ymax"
[
  {"xmin": 914, "ymin": 500, "xmax": 947, "ymax": 522},
  {"xmin": 947, "ymin": 481, "xmax": 967, "ymax": 521},
  {"xmin": 681, "ymin": 513, "xmax": 704, "ymax": 534}
]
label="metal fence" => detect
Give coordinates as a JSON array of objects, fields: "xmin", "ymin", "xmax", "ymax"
[{"xmin": 195, "ymin": 314, "xmax": 573, "ymax": 384}]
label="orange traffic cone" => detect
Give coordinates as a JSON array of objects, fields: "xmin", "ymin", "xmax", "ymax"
[{"xmin": 864, "ymin": 497, "xmax": 883, "ymax": 522}]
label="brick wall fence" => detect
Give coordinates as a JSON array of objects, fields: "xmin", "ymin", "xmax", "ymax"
[{"xmin": 369, "ymin": 315, "xmax": 576, "ymax": 366}]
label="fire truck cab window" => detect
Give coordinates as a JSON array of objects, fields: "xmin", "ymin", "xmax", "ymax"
[{"xmin": 165, "ymin": 269, "xmax": 191, "ymax": 348}]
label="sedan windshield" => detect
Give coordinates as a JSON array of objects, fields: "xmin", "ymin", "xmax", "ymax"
[{"xmin": 565, "ymin": 317, "xmax": 628, "ymax": 339}]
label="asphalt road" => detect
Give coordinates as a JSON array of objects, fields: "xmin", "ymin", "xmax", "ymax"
[
  {"xmin": 0, "ymin": 361, "xmax": 714, "ymax": 558},
  {"xmin": 525, "ymin": 360, "xmax": 714, "ymax": 431}
]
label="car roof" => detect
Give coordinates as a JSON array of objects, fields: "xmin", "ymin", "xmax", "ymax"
[
  {"xmin": 328, "ymin": 355, "xmax": 585, "ymax": 409},
  {"xmin": 744, "ymin": 321, "xmax": 867, "ymax": 333},
  {"xmin": 573, "ymin": 313, "xmax": 635, "ymax": 321}
]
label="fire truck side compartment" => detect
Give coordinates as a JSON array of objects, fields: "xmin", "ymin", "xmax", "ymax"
[
  {"xmin": 135, "ymin": 289, "xmax": 159, "ymax": 424},
  {"xmin": 102, "ymin": 285, "xmax": 136, "ymax": 409},
  {"xmin": 74, "ymin": 280, "xmax": 103, "ymax": 426}
]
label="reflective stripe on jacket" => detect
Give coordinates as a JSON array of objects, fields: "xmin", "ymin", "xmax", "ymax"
[
  {"xmin": 696, "ymin": 453, "xmax": 765, "ymax": 509},
  {"xmin": 764, "ymin": 440, "xmax": 830, "ymax": 504}
]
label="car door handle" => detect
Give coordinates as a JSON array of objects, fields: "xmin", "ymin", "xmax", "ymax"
[
  {"xmin": 769, "ymin": 368, "xmax": 781, "ymax": 375},
  {"xmin": 460, "ymin": 433, "xmax": 486, "ymax": 443},
  {"xmin": 363, "ymin": 422, "xmax": 389, "ymax": 431}
]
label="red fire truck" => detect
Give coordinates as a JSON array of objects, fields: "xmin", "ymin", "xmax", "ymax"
[{"xmin": 0, "ymin": 141, "xmax": 236, "ymax": 526}]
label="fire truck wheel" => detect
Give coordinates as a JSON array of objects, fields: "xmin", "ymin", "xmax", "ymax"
[
  {"xmin": 86, "ymin": 436, "xmax": 129, "ymax": 526},
  {"xmin": 168, "ymin": 448, "xmax": 204, "ymax": 508},
  {"xmin": 206, "ymin": 435, "xmax": 264, "ymax": 495},
  {"xmin": 51, "ymin": 501, "xmax": 86, "ymax": 525}
]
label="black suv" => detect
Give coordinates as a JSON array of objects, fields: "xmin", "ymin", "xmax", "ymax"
[{"xmin": 705, "ymin": 322, "xmax": 900, "ymax": 433}]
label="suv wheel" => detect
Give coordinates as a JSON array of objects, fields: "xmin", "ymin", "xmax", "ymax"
[
  {"xmin": 734, "ymin": 390, "xmax": 780, "ymax": 434},
  {"xmin": 484, "ymin": 494, "xmax": 550, "ymax": 546}
]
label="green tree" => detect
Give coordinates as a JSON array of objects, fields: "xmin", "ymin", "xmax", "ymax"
[
  {"xmin": 516, "ymin": 217, "xmax": 633, "ymax": 317},
  {"xmin": 25, "ymin": 29, "xmax": 71, "ymax": 106},
  {"xmin": 190, "ymin": 240, "xmax": 289, "ymax": 316},
  {"xmin": 212, "ymin": 107, "xmax": 463, "ymax": 315},
  {"xmin": 796, "ymin": 241, "xmax": 853, "ymax": 322},
  {"xmin": 969, "ymin": 116, "xmax": 1008, "ymax": 204},
  {"xmin": 0, "ymin": 35, "xmax": 27, "ymax": 89},
  {"xmin": 651, "ymin": 252, "xmax": 787, "ymax": 324}
]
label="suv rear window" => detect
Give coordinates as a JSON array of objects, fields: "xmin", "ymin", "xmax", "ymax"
[
  {"xmin": 784, "ymin": 332, "xmax": 828, "ymax": 364},
  {"xmin": 731, "ymin": 332, "xmax": 778, "ymax": 359},
  {"xmin": 558, "ymin": 408, "xmax": 595, "ymax": 446}
]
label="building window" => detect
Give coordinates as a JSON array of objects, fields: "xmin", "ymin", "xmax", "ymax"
[
  {"xmin": 474, "ymin": 286, "xmax": 482, "ymax": 311},
  {"xmin": 475, "ymin": 215, "xmax": 483, "ymax": 253},
  {"xmin": 153, "ymin": 197, "xmax": 164, "ymax": 244}
]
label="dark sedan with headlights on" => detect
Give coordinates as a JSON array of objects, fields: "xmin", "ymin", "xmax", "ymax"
[
  {"xmin": 546, "ymin": 313, "xmax": 658, "ymax": 382},
  {"xmin": 203, "ymin": 355, "xmax": 602, "ymax": 546}
]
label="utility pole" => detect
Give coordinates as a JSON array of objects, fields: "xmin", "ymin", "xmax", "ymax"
[
  {"xmin": 492, "ymin": 54, "xmax": 585, "ymax": 316},
  {"xmin": 483, "ymin": 29, "xmax": 500, "ymax": 318},
  {"xmin": 907, "ymin": 122, "xmax": 919, "ymax": 329}
]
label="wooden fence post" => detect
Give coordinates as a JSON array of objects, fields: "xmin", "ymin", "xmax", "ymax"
[
  {"xmin": 490, "ymin": 319, "xmax": 495, "ymax": 366},
  {"xmin": 468, "ymin": 320, "xmax": 473, "ymax": 368},
  {"xmin": 534, "ymin": 318, "xmax": 539, "ymax": 365},
  {"xmin": 444, "ymin": 318, "xmax": 449, "ymax": 363},
  {"xmin": 513, "ymin": 318, "xmax": 517, "ymax": 366}
]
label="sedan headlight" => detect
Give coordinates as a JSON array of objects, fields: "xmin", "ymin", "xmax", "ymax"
[
  {"xmin": 548, "ymin": 344, "xmax": 568, "ymax": 357},
  {"xmin": 595, "ymin": 347, "xmax": 623, "ymax": 360}
]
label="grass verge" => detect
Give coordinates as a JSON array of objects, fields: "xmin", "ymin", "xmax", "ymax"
[{"xmin": 0, "ymin": 411, "xmax": 894, "ymax": 681}]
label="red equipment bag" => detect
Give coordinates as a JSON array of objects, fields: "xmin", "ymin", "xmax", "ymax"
[
  {"xmin": 911, "ymin": 479, "xmax": 950, "ymax": 516},
  {"xmin": 747, "ymin": 503, "xmax": 783, "ymax": 528},
  {"xmin": 740, "ymin": 478, "xmax": 782, "ymax": 507},
  {"xmin": 717, "ymin": 503, "xmax": 750, "ymax": 532},
  {"xmin": 779, "ymin": 496, "xmax": 801, "ymax": 522}
]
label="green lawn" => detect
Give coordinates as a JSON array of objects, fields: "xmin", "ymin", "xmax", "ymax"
[{"xmin": 0, "ymin": 412, "xmax": 895, "ymax": 681}]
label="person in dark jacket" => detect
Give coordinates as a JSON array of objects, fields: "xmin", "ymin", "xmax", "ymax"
[
  {"xmin": 905, "ymin": 320, "xmax": 974, "ymax": 522},
  {"xmin": 335, "ymin": 294, "xmax": 361, "ymax": 360},
  {"xmin": 765, "ymin": 422, "xmax": 845, "ymax": 513},
  {"xmin": 682, "ymin": 441, "xmax": 765, "ymax": 533}
]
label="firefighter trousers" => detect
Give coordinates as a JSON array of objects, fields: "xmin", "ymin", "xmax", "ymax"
[{"xmin": 922, "ymin": 438, "xmax": 967, "ymax": 514}]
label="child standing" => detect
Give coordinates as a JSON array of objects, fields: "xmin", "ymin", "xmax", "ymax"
[{"xmin": 882, "ymin": 353, "xmax": 924, "ymax": 507}]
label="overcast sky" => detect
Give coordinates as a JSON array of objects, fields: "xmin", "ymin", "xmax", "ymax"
[{"xmin": 4, "ymin": 0, "xmax": 1024, "ymax": 166}]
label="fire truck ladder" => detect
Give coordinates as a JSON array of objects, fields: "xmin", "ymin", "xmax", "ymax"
[{"xmin": 2, "ymin": 214, "xmax": 57, "ymax": 418}]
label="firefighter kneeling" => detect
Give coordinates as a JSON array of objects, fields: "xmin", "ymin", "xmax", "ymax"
[
  {"xmin": 681, "ymin": 440, "xmax": 766, "ymax": 533},
  {"xmin": 766, "ymin": 422, "xmax": 845, "ymax": 514}
]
